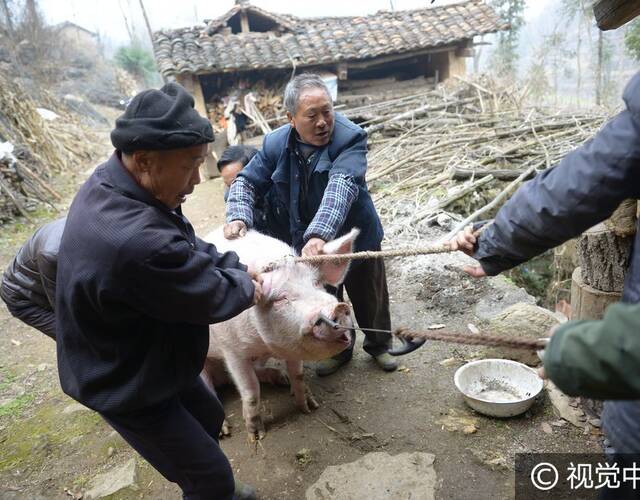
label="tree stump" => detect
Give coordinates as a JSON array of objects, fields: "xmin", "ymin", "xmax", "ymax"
[
  {"xmin": 604, "ymin": 199, "xmax": 637, "ymax": 237},
  {"xmin": 577, "ymin": 222, "xmax": 632, "ymax": 293},
  {"xmin": 570, "ymin": 201, "xmax": 636, "ymax": 422},
  {"xmin": 570, "ymin": 267, "xmax": 622, "ymax": 321}
]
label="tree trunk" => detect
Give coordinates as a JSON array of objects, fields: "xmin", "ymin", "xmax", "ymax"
[
  {"xmin": 138, "ymin": 0, "xmax": 154, "ymax": 47},
  {"xmin": 577, "ymin": 222, "xmax": 632, "ymax": 292},
  {"xmin": 0, "ymin": 0, "xmax": 14, "ymax": 35},
  {"xmin": 576, "ymin": 17, "xmax": 582, "ymax": 106},
  {"xmin": 596, "ymin": 29, "xmax": 603, "ymax": 105},
  {"xmin": 118, "ymin": 0, "xmax": 134, "ymax": 42},
  {"xmin": 571, "ymin": 267, "xmax": 622, "ymax": 320}
]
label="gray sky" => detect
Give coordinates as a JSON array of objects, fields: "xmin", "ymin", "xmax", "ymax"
[{"xmin": 39, "ymin": 0, "xmax": 553, "ymax": 48}]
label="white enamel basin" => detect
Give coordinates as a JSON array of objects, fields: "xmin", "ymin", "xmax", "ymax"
[{"xmin": 454, "ymin": 359, "xmax": 544, "ymax": 418}]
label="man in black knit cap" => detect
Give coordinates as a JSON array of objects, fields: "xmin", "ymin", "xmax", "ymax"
[{"xmin": 56, "ymin": 82, "xmax": 260, "ymax": 500}]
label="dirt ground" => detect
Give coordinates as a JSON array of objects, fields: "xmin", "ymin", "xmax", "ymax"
[{"xmin": 0, "ymin": 135, "xmax": 602, "ymax": 499}]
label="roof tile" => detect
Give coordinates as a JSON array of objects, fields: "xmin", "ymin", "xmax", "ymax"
[{"xmin": 152, "ymin": 0, "xmax": 506, "ymax": 77}]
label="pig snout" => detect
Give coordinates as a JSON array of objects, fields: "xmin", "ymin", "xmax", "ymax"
[{"xmin": 311, "ymin": 302, "xmax": 353, "ymax": 346}]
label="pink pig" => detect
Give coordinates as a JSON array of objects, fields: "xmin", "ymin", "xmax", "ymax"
[{"xmin": 201, "ymin": 227, "xmax": 358, "ymax": 440}]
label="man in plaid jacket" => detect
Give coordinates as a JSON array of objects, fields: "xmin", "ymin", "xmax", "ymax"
[{"xmin": 224, "ymin": 73, "xmax": 397, "ymax": 374}]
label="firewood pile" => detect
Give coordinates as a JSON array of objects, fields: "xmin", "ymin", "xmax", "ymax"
[
  {"xmin": 0, "ymin": 72, "xmax": 102, "ymax": 224},
  {"xmin": 363, "ymin": 76, "xmax": 609, "ymax": 244},
  {"xmin": 114, "ymin": 68, "xmax": 139, "ymax": 99},
  {"xmin": 337, "ymin": 75, "xmax": 438, "ymax": 109},
  {"xmin": 206, "ymin": 81, "xmax": 285, "ymax": 136}
]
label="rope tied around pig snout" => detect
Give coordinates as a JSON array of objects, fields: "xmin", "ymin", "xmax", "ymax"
[{"xmin": 394, "ymin": 327, "xmax": 548, "ymax": 351}]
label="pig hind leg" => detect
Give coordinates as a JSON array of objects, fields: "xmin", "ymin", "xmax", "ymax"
[
  {"xmin": 225, "ymin": 354, "xmax": 266, "ymax": 441},
  {"xmin": 255, "ymin": 365, "xmax": 289, "ymax": 386},
  {"xmin": 201, "ymin": 358, "xmax": 230, "ymax": 387},
  {"xmin": 286, "ymin": 360, "xmax": 319, "ymax": 414}
]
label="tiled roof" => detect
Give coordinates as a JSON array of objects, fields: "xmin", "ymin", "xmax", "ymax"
[{"xmin": 153, "ymin": 0, "xmax": 506, "ymax": 77}]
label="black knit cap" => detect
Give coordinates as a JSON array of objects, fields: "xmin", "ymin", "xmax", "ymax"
[{"xmin": 111, "ymin": 82, "xmax": 214, "ymax": 153}]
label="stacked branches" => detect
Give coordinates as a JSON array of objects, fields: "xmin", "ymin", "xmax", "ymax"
[
  {"xmin": 0, "ymin": 72, "xmax": 102, "ymax": 223},
  {"xmin": 363, "ymin": 76, "xmax": 607, "ymax": 242},
  {"xmin": 206, "ymin": 80, "xmax": 286, "ymax": 136}
]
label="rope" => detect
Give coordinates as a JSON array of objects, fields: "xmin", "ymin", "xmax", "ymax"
[
  {"xmin": 395, "ymin": 328, "xmax": 548, "ymax": 351},
  {"xmin": 259, "ymin": 222, "xmax": 492, "ymax": 273},
  {"xmin": 260, "ymin": 244, "xmax": 452, "ymax": 272}
]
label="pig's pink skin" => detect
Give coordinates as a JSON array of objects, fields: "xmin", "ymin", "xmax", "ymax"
[{"xmin": 201, "ymin": 228, "xmax": 359, "ymax": 440}]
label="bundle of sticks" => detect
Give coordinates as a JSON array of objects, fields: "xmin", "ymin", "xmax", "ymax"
[
  {"xmin": 206, "ymin": 82, "xmax": 286, "ymax": 134},
  {"xmin": 0, "ymin": 73, "xmax": 103, "ymax": 223},
  {"xmin": 360, "ymin": 76, "xmax": 608, "ymax": 240}
]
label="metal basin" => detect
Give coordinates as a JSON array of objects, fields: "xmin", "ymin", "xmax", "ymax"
[{"xmin": 454, "ymin": 359, "xmax": 543, "ymax": 418}]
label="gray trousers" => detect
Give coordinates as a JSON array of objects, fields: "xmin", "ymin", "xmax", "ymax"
[{"xmin": 331, "ymin": 257, "xmax": 392, "ymax": 359}]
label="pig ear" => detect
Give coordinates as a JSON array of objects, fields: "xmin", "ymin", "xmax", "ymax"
[
  {"xmin": 260, "ymin": 273, "xmax": 288, "ymax": 306},
  {"xmin": 318, "ymin": 228, "xmax": 360, "ymax": 287}
]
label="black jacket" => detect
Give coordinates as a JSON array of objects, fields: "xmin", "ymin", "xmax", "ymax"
[
  {"xmin": 1, "ymin": 217, "xmax": 65, "ymax": 339},
  {"xmin": 56, "ymin": 152, "xmax": 254, "ymax": 414},
  {"xmin": 1, "ymin": 217, "xmax": 65, "ymax": 311}
]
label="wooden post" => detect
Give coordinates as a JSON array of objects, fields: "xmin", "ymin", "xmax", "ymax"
[
  {"xmin": 571, "ymin": 201, "xmax": 636, "ymax": 420},
  {"xmin": 337, "ymin": 63, "xmax": 348, "ymax": 80},
  {"xmin": 240, "ymin": 11, "xmax": 250, "ymax": 33},
  {"xmin": 447, "ymin": 49, "xmax": 466, "ymax": 79},
  {"xmin": 176, "ymin": 73, "xmax": 220, "ymax": 179},
  {"xmin": 605, "ymin": 198, "xmax": 637, "ymax": 236}
]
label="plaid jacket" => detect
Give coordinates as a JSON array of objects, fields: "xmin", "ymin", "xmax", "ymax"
[
  {"xmin": 226, "ymin": 112, "xmax": 383, "ymax": 253},
  {"xmin": 227, "ymin": 173, "xmax": 357, "ymax": 243}
]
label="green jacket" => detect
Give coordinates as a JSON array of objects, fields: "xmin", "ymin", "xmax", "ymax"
[{"xmin": 544, "ymin": 303, "xmax": 640, "ymax": 399}]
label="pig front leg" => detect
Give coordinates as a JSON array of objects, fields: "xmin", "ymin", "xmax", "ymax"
[
  {"xmin": 225, "ymin": 354, "xmax": 265, "ymax": 441},
  {"xmin": 286, "ymin": 360, "xmax": 319, "ymax": 414}
]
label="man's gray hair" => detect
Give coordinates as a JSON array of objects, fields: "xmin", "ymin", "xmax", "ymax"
[{"xmin": 283, "ymin": 73, "xmax": 332, "ymax": 114}]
